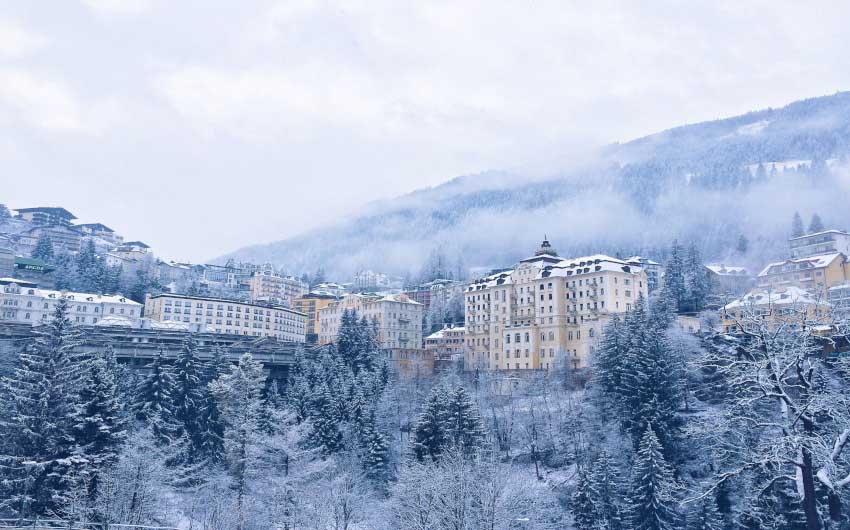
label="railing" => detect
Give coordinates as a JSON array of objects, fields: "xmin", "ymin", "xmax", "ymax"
[{"xmin": 0, "ymin": 520, "xmax": 178, "ymax": 530}]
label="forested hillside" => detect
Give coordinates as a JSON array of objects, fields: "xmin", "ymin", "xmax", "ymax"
[{"xmin": 223, "ymin": 91, "xmax": 850, "ymax": 277}]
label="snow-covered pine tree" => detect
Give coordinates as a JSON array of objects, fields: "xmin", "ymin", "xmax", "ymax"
[
  {"xmin": 689, "ymin": 495, "xmax": 723, "ymax": 530},
  {"xmin": 134, "ymin": 347, "xmax": 180, "ymax": 445},
  {"xmin": 172, "ymin": 334, "xmax": 206, "ymax": 453},
  {"xmin": 335, "ymin": 309, "xmax": 359, "ymax": 368},
  {"xmin": 571, "ymin": 465, "xmax": 599, "ymax": 529},
  {"xmin": 310, "ymin": 383, "xmax": 343, "ymax": 455},
  {"xmin": 0, "ymin": 298, "xmax": 83, "ymax": 516},
  {"xmin": 72, "ymin": 349, "xmax": 126, "ymax": 504},
  {"xmin": 208, "ymin": 352, "xmax": 267, "ymax": 528},
  {"xmin": 685, "ymin": 243, "xmax": 709, "ymax": 312},
  {"xmin": 361, "ymin": 411, "xmax": 390, "ymax": 486},
  {"xmin": 355, "ymin": 315, "xmax": 379, "ymax": 373},
  {"xmin": 809, "ymin": 212, "xmax": 824, "ymax": 233},
  {"xmin": 31, "ymin": 233, "xmax": 54, "ymax": 262},
  {"xmin": 629, "ymin": 426, "xmax": 679, "ymax": 530},
  {"xmin": 412, "ymin": 386, "xmax": 450, "ymax": 461},
  {"xmin": 592, "ymin": 313, "xmax": 625, "ymax": 399},
  {"xmin": 445, "ymin": 386, "xmax": 485, "ymax": 454},
  {"xmin": 590, "ymin": 450, "xmax": 624, "ymax": 530},
  {"xmin": 663, "ymin": 240, "xmax": 687, "ymax": 311},
  {"xmin": 791, "ymin": 211, "xmax": 805, "ymax": 237}
]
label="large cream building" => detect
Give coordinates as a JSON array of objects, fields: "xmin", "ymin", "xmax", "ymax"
[
  {"xmin": 318, "ymin": 293, "xmax": 425, "ymax": 372},
  {"xmin": 144, "ymin": 293, "xmax": 306, "ymax": 342},
  {"xmin": 464, "ymin": 240, "xmax": 649, "ymax": 372},
  {"xmin": 0, "ymin": 277, "xmax": 141, "ymax": 326},
  {"xmin": 245, "ymin": 271, "xmax": 309, "ymax": 306}
]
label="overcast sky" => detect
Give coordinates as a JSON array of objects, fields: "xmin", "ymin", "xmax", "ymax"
[{"xmin": 3, "ymin": 1, "xmax": 850, "ymax": 262}]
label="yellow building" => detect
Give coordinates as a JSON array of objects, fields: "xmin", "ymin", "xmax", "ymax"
[
  {"xmin": 464, "ymin": 239, "xmax": 649, "ymax": 372},
  {"xmin": 293, "ymin": 292, "xmax": 338, "ymax": 344},
  {"xmin": 144, "ymin": 293, "xmax": 306, "ymax": 342},
  {"xmin": 756, "ymin": 253, "xmax": 848, "ymax": 301},
  {"xmin": 721, "ymin": 286, "xmax": 827, "ymax": 334},
  {"xmin": 318, "ymin": 293, "xmax": 426, "ymax": 375}
]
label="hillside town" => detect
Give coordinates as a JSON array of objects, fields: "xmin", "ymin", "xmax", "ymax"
[{"xmin": 2, "ymin": 204, "xmax": 845, "ymax": 379}]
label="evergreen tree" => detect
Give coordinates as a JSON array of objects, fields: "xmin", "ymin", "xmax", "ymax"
[
  {"xmin": 208, "ymin": 353, "xmax": 267, "ymax": 525},
  {"xmin": 735, "ymin": 234, "xmax": 749, "ymax": 254},
  {"xmin": 412, "ymin": 386, "xmax": 450, "ymax": 461},
  {"xmin": 72, "ymin": 350, "xmax": 126, "ymax": 504},
  {"xmin": 0, "ymin": 298, "xmax": 83, "ymax": 516},
  {"xmin": 685, "ymin": 243, "xmax": 708, "ymax": 312},
  {"xmin": 663, "ymin": 240, "xmax": 686, "ymax": 311},
  {"xmin": 791, "ymin": 211, "xmax": 805, "ymax": 237},
  {"xmin": 689, "ymin": 495, "xmax": 723, "ymax": 530},
  {"xmin": 809, "ymin": 212, "xmax": 824, "ymax": 233},
  {"xmin": 590, "ymin": 450, "xmax": 624, "ymax": 530},
  {"xmin": 31, "ymin": 234, "xmax": 54, "ymax": 262},
  {"xmin": 76, "ymin": 239, "xmax": 105, "ymax": 293},
  {"xmin": 53, "ymin": 253, "xmax": 74, "ymax": 290},
  {"xmin": 172, "ymin": 334, "xmax": 205, "ymax": 454},
  {"xmin": 336, "ymin": 309, "xmax": 359, "ymax": 368},
  {"xmin": 629, "ymin": 426, "xmax": 679, "ymax": 530},
  {"xmin": 444, "ymin": 386, "xmax": 485, "ymax": 453},
  {"xmin": 310, "ymin": 383, "xmax": 343, "ymax": 455},
  {"xmin": 361, "ymin": 411, "xmax": 390, "ymax": 485},
  {"xmin": 593, "ymin": 314, "xmax": 626, "ymax": 399},
  {"xmin": 571, "ymin": 466, "xmax": 599, "ymax": 529},
  {"xmin": 134, "ymin": 348, "xmax": 180, "ymax": 444},
  {"xmin": 0, "ymin": 203, "xmax": 9, "ymax": 221}
]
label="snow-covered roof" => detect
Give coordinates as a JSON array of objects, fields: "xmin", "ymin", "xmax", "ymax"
[
  {"xmin": 706, "ymin": 264, "xmax": 749, "ymax": 276},
  {"xmin": 426, "ymin": 326, "xmax": 465, "ymax": 340},
  {"xmin": 789, "ymin": 229, "xmax": 850, "ymax": 242},
  {"xmin": 544, "ymin": 254, "xmax": 642, "ymax": 278},
  {"xmin": 724, "ymin": 286, "xmax": 819, "ymax": 310},
  {"xmin": 40, "ymin": 289, "xmax": 141, "ymax": 305},
  {"xmin": 377, "ymin": 293, "xmax": 422, "ymax": 305},
  {"xmin": 94, "ymin": 315, "xmax": 136, "ymax": 327},
  {"xmin": 627, "ymin": 256, "xmax": 661, "ymax": 266},
  {"xmin": 149, "ymin": 320, "xmax": 194, "ymax": 331},
  {"xmin": 758, "ymin": 253, "xmax": 843, "ymax": 277}
]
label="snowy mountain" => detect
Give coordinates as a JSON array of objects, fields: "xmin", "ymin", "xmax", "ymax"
[{"xmin": 222, "ymin": 92, "xmax": 850, "ymax": 278}]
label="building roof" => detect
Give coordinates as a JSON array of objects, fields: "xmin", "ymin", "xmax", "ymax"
[
  {"xmin": 706, "ymin": 264, "xmax": 749, "ymax": 276},
  {"xmin": 76, "ymin": 223, "xmax": 115, "ymax": 233},
  {"xmin": 40, "ymin": 289, "xmax": 141, "ymax": 306},
  {"xmin": 627, "ymin": 256, "xmax": 661, "ymax": 266},
  {"xmin": 0, "ymin": 277, "xmax": 38, "ymax": 288},
  {"xmin": 147, "ymin": 292, "xmax": 306, "ymax": 315},
  {"xmin": 758, "ymin": 253, "xmax": 843, "ymax": 277},
  {"xmin": 94, "ymin": 315, "xmax": 136, "ymax": 327},
  {"xmin": 789, "ymin": 229, "xmax": 850, "ymax": 242},
  {"xmin": 426, "ymin": 326, "xmax": 465, "ymax": 340},
  {"xmin": 121, "ymin": 241, "xmax": 150, "ymax": 248},
  {"xmin": 14, "ymin": 207, "xmax": 76, "ymax": 219},
  {"xmin": 724, "ymin": 286, "xmax": 819, "ymax": 310}
]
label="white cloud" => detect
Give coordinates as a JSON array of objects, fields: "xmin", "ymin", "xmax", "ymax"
[
  {"xmin": 0, "ymin": 19, "xmax": 46, "ymax": 57},
  {"xmin": 0, "ymin": 69, "xmax": 121, "ymax": 134},
  {"xmin": 82, "ymin": 0, "xmax": 155, "ymax": 15}
]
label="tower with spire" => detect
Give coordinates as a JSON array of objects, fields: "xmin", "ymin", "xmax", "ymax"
[{"xmin": 535, "ymin": 235, "xmax": 558, "ymax": 257}]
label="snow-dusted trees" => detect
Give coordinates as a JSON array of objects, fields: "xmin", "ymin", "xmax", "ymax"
[
  {"xmin": 134, "ymin": 347, "xmax": 180, "ymax": 445},
  {"xmin": 172, "ymin": 334, "xmax": 206, "ymax": 458},
  {"xmin": 412, "ymin": 385, "xmax": 485, "ymax": 461},
  {"xmin": 208, "ymin": 352, "xmax": 267, "ymax": 530},
  {"xmin": 31, "ymin": 233, "xmax": 54, "ymax": 262},
  {"xmin": 629, "ymin": 426, "xmax": 679, "ymax": 530},
  {"xmin": 0, "ymin": 298, "xmax": 84, "ymax": 516},
  {"xmin": 695, "ymin": 306, "xmax": 850, "ymax": 529},
  {"xmin": 792, "ymin": 211, "xmax": 805, "ymax": 237}
]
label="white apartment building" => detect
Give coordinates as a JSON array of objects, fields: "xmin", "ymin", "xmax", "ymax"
[
  {"xmin": 789, "ymin": 229, "xmax": 850, "ymax": 259},
  {"xmin": 464, "ymin": 240, "xmax": 649, "ymax": 372},
  {"xmin": 318, "ymin": 293, "xmax": 424, "ymax": 369},
  {"xmin": 0, "ymin": 278, "xmax": 142, "ymax": 326},
  {"xmin": 144, "ymin": 293, "xmax": 306, "ymax": 342},
  {"xmin": 245, "ymin": 271, "xmax": 309, "ymax": 306}
]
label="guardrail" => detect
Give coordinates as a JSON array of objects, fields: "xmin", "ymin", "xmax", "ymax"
[{"xmin": 0, "ymin": 520, "xmax": 178, "ymax": 530}]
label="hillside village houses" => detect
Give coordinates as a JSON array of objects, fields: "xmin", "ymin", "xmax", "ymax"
[
  {"xmin": 424, "ymin": 325, "xmax": 466, "ymax": 362},
  {"xmin": 318, "ymin": 293, "xmax": 425, "ymax": 373},
  {"xmin": 464, "ymin": 239, "xmax": 649, "ymax": 372},
  {"xmin": 0, "ymin": 277, "xmax": 141, "ymax": 326}
]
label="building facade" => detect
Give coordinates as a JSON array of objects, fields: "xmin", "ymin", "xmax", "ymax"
[
  {"xmin": 318, "ymin": 293, "xmax": 425, "ymax": 372},
  {"xmin": 292, "ymin": 292, "xmax": 339, "ymax": 344},
  {"xmin": 245, "ymin": 271, "xmax": 309, "ymax": 306},
  {"xmin": 706, "ymin": 264, "xmax": 752, "ymax": 298},
  {"xmin": 14, "ymin": 207, "xmax": 76, "ymax": 227},
  {"xmin": 17, "ymin": 225, "xmax": 82, "ymax": 255},
  {"xmin": 789, "ymin": 230, "xmax": 850, "ymax": 259},
  {"xmin": 0, "ymin": 278, "xmax": 141, "ymax": 326},
  {"xmin": 721, "ymin": 286, "xmax": 825, "ymax": 334},
  {"xmin": 76, "ymin": 223, "xmax": 123, "ymax": 246},
  {"xmin": 464, "ymin": 240, "xmax": 649, "ymax": 372},
  {"xmin": 144, "ymin": 293, "xmax": 307, "ymax": 342},
  {"xmin": 424, "ymin": 325, "xmax": 466, "ymax": 361},
  {"xmin": 756, "ymin": 253, "xmax": 848, "ymax": 301}
]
